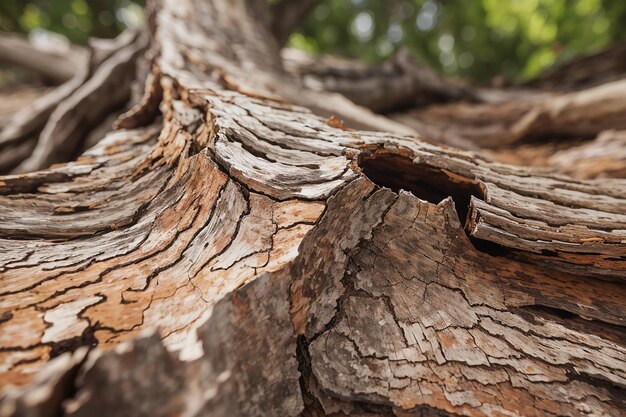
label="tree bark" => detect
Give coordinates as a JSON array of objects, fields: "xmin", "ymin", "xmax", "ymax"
[
  {"xmin": 282, "ymin": 47, "xmax": 477, "ymax": 114},
  {"xmin": 0, "ymin": 30, "xmax": 146, "ymax": 174},
  {"xmin": 0, "ymin": 1, "xmax": 624, "ymax": 417},
  {"xmin": 283, "ymin": 46, "xmax": 626, "ymax": 179},
  {"xmin": 0, "ymin": 32, "xmax": 86, "ymax": 84},
  {"xmin": 271, "ymin": 0, "xmax": 320, "ymax": 46}
]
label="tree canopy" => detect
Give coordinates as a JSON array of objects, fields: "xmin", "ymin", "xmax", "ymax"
[
  {"xmin": 2, "ymin": 0, "xmax": 626, "ymax": 82},
  {"xmin": 293, "ymin": 0, "xmax": 626, "ymax": 82}
]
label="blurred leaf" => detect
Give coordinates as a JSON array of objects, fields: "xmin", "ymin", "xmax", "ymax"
[
  {"xmin": 0, "ymin": 0, "xmax": 625, "ymax": 82},
  {"xmin": 295, "ymin": 0, "xmax": 626, "ymax": 82}
]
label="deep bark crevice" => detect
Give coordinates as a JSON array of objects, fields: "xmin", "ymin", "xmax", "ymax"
[
  {"xmin": 358, "ymin": 152, "xmax": 484, "ymax": 225},
  {"xmin": 516, "ymin": 305, "xmax": 626, "ymax": 346}
]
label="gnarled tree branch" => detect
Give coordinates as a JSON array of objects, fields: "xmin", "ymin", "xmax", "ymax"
[
  {"xmin": 0, "ymin": 32, "xmax": 85, "ymax": 84},
  {"xmin": 0, "ymin": 1, "xmax": 624, "ymax": 416}
]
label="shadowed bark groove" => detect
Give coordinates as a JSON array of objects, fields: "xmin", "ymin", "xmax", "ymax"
[{"xmin": 0, "ymin": 0, "xmax": 624, "ymax": 416}]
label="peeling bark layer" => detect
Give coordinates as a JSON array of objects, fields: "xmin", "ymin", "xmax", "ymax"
[{"xmin": 0, "ymin": 1, "xmax": 624, "ymax": 416}]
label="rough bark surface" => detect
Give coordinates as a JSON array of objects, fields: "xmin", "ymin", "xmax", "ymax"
[{"xmin": 0, "ymin": 1, "xmax": 624, "ymax": 417}]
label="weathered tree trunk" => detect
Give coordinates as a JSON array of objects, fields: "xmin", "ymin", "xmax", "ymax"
[{"xmin": 0, "ymin": 1, "xmax": 624, "ymax": 417}]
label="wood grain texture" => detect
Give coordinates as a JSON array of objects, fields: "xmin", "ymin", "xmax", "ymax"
[{"xmin": 0, "ymin": 0, "xmax": 624, "ymax": 416}]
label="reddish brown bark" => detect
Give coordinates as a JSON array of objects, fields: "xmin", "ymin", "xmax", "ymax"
[{"xmin": 0, "ymin": 1, "xmax": 624, "ymax": 416}]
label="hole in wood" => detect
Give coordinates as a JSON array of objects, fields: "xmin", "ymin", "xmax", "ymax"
[{"xmin": 358, "ymin": 152, "xmax": 484, "ymax": 225}]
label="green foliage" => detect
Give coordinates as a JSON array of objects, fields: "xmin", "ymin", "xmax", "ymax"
[
  {"xmin": 1, "ymin": 0, "xmax": 625, "ymax": 82},
  {"xmin": 292, "ymin": 0, "xmax": 626, "ymax": 82},
  {"xmin": 0, "ymin": 0, "xmax": 144, "ymax": 44}
]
